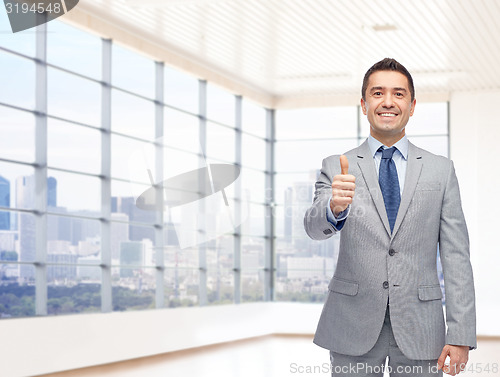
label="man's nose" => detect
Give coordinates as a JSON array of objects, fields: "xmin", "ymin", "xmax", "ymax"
[{"xmin": 382, "ymin": 94, "xmax": 394, "ymax": 107}]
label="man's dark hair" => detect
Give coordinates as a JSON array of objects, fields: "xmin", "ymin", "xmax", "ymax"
[{"xmin": 361, "ymin": 58, "xmax": 415, "ymax": 102}]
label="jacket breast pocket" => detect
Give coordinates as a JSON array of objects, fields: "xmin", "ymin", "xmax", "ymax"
[
  {"xmin": 418, "ymin": 284, "xmax": 443, "ymax": 301},
  {"xmin": 329, "ymin": 277, "xmax": 359, "ymax": 296}
]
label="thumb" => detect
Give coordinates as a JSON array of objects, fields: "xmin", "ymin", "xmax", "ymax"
[{"xmin": 340, "ymin": 155, "xmax": 349, "ymax": 175}]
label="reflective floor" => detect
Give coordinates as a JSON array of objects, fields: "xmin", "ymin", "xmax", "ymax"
[{"xmin": 41, "ymin": 336, "xmax": 500, "ymax": 377}]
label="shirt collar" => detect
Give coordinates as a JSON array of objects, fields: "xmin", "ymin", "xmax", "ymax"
[{"xmin": 368, "ymin": 134, "xmax": 408, "ymax": 160}]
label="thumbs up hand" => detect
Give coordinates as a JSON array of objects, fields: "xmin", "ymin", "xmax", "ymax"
[{"xmin": 330, "ymin": 155, "xmax": 356, "ymax": 216}]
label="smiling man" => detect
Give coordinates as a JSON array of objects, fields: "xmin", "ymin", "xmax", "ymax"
[{"xmin": 304, "ymin": 58, "xmax": 476, "ymax": 376}]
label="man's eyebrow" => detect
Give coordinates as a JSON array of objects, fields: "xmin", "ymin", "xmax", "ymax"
[{"xmin": 369, "ymin": 86, "xmax": 408, "ymax": 92}]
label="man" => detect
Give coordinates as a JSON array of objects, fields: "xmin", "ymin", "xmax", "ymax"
[{"xmin": 304, "ymin": 58, "xmax": 476, "ymax": 377}]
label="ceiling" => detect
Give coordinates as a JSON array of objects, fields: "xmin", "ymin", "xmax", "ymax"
[{"xmin": 67, "ymin": 0, "xmax": 500, "ymax": 107}]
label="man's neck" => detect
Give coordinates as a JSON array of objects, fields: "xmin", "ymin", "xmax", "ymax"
[{"xmin": 370, "ymin": 132, "xmax": 405, "ymax": 147}]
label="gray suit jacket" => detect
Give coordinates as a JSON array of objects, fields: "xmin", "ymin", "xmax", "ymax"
[{"xmin": 304, "ymin": 140, "xmax": 476, "ymax": 360}]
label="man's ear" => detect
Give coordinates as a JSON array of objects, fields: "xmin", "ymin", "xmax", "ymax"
[
  {"xmin": 361, "ymin": 98, "xmax": 367, "ymax": 115},
  {"xmin": 410, "ymin": 98, "xmax": 416, "ymax": 116}
]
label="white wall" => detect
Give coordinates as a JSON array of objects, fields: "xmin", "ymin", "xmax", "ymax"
[
  {"xmin": 449, "ymin": 90, "xmax": 500, "ymax": 337},
  {"xmin": 0, "ymin": 302, "xmax": 322, "ymax": 377}
]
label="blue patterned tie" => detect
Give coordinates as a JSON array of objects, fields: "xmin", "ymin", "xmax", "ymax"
[{"xmin": 378, "ymin": 146, "xmax": 401, "ymax": 233}]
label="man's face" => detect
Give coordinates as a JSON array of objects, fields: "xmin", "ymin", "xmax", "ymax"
[{"xmin": 361, "ymin": 70, "xmax": 416, "ymax": 142}]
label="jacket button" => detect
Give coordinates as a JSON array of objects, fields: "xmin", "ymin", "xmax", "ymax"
[
  {"xmin": 383, "ymin": 281, "xmax": 389, "ymax": 289},
  {"xmin": 389, "ymin": 249, "xmax": 395, "ymax": 256}
]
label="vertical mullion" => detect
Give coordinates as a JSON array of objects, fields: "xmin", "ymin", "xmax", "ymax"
[
  {"xmin": 264, "ymin": 108, "xmax": 275, "ymax": 301},
  {"xmin": 234, "ymin": 96, "xmax": 242, "ymax": 304},
  {"xmin": 198, "ymin": 80, "xmax": 207, "ymax": 306},
  {"xmin": 35, "ymin": 22, "xmax": 48, "ymax": 316},
  {"xmin": 154, "ymin": 61, "xmax": 165, "ymax": 308},
  {"xmin": 100, "ymin": 38, "xmax": 112, "ymax": 313}
]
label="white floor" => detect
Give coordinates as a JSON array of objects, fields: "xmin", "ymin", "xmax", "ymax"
[{"xmin": 41, "ymin": 336, "xmax": 500, "ymax": 377}]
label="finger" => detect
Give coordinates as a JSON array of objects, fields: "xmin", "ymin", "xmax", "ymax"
[
  {"xmin": 340, "ymin": 155, "xmax": 349, "ymax": 175},
  {"xmin": 437, "ymin": 347, "xmax": 449, "ymax": 369},
  {"xmin": 333, "ymin": 189, "xmax": 355, "ymax": 198},
  {"xmin": 442, "ymin": 364, "xmax": 450, "ymax": 375},
  {"xmin": 333, "ymin": 197, "xmax": 353, "ymax": 207},
  {"xmin": 332, "ymin": 181, "xmax": 356, "ymax": 191},
  {"xmin": 333, "ymin": 174, "xmax": 356, "ymax": 183}
]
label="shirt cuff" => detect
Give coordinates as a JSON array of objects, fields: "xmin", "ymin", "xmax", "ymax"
[{"xmin": 326, "ymin": 198, "xmax": 350, "ymax": 230}]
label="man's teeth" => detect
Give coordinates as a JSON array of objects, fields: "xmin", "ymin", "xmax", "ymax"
[{"xmin": 379, "ymin": 113, "xmax": 396, "ymax": 117}]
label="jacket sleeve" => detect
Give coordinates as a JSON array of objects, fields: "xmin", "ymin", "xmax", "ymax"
[
  {"xmin": 439, "ymin": 160, "xmax": 477, "ymax": 349},
  {"xmin": 304, "ymin": 155, "xmax": 341, "ymax": 240}
]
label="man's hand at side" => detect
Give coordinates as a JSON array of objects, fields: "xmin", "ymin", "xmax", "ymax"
[
  {"xmin": 331, "ymin": 155, "xmax": 356, "ymax": 216},
  {"xmin": 437, "ymin": 344, "xmax": 469, "ymax": 376}
]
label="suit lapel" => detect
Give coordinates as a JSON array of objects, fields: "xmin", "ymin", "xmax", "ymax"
[
  {"xmin": 391, "ymin": 141, "xmax": 422, "ymax": 238},
  {"xmin": 356, "ymin": 141, "xmax": 392, "ymax": 236}
]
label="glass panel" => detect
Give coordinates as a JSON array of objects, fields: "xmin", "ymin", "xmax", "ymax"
[
  {"xmin": 406, "ymin": 102, "xmax": 448, "ymax": 136},
  {"xmin": 48, "ymin": 119, "xmax": 101, "ymax": 175},
  {"xmin": 163, "ymin": 107, "xmax": 200, "ymax": 152},
  {"xmin": 47, "ymin": 215, "xmax": 101, "ymax": 256},
  {"xmin": 0, "ymin": 212, "xmax": 16, "ymax": 247},
  {"xmin": 206, "ymin": 122, "xmax": 235, "ymax": 163},
  {"xmin": 240, "ymin": 204, "xmax": 266, "ymax": 237},
  {"xmin": 241, "ymin": 236, "xmax": 265, "ymax": 268},
  {"xmin": 206, "ymin": 235, "xmax": 234, "ymax": 304},
  {"xmin": 240, "ymin": 168, "xmax": 266, "ymax": 204},
  {"xmin": 17, "ymin": 212, "xmax": 35, "ymax": 264},
  {"xmin": 48, "ymin": 277, "xmax": 101, "ymax": 315},
  {"xmin": 47, "ymin": 68, "xmax": 101, "ymax": 126},
  {"xmin": 0, "ymin": 107, "xmax": 35, "ymax": 163},
  {"xmin": 111, "ymin": 134, "xmax": 155, "ymax": 183},
  {"xmin": 164, "ymin": 66, "xmax": 199, "ymax": 113},
  {"xmin": 47, "ymin": 20, "xmax": 101, "ymax": 79},
  {"xmin": 111, "ymin": 182, "xmax": 157, "ymax": 226},
  {"xmin": 114, "ymin": 238, "xmax": 155, "ymax": 268},
  {"xmin": 164, "ymin": 147, "xmax": 203, "ymax": 178},
  {"xmin": 275, "ymin": 139, "xmax": 358, "ymax": 172},
  {"xmin": 275, "ymin": 269, "xmax": 332, "ymax": 303},
  {"xmin": 0, "ymin": 10, "xmax": 35, "ymax": 56},
  {"xmin": 242, "ymin": 99, "xmax": 266, "ymax": 138},
  {"xmin": 242, "ymin": 134, "xmax": 266, "ymax": 171},
  {"xmin": 0, "ymin": 264, "xmax": 35, "ymax": 318},
  {"xmin": 206, "ymin": 84, "xmax": 235, "ymax": 126},
  {"xmin": 164, "ymin": 266, "xmax": 198, "ymax": 308},
  {"xmin": 273, "ymin": 191, "xmax": 318, "ymax": 247},
  {"xmin": 207, "ymin": 268, "xmax": 234, "ymax": 305},
  {"xmin": 409, "ymin": 136, "xmax": 449, "ymax": 158},
  {"xmin": 276, "ymin": 107, "xmax": 357, "ymax": 140},
  {"xmin": 47, "ymin": 169, "xmax": 101, "ymax": 216},
  {"xmin": 2, "ymin": 163, "xmax": 36, "ymax": 210},
  {"xmin": 241, "ymin": 270, "xmax": 265, "ymax": 302},
  {"xmin": 112, "ymin": 44, "xmax": 155, "ymax": 99},
  {"xmin": 274, "ymin": 172, "xmax": 316, "ymax": 206},
  {"xmin": 0, "ymin": 51, "xmax": 35, "ymax": 109},
  {"xmin": 111, "ymin": 89, "xmax": 155, "ymax": 140},
  {"xmin": 112, "ymin": 266, "xmax": 156, "ymax": 311}
]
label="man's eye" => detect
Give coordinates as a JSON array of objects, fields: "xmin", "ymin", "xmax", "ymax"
[
  {"xmin": 395, "ymin": 92, "xmax": 404, "ymax": 97},
  {"xmin": 373, "ymin": 92, "xmax": 382, "ymax": 96}
]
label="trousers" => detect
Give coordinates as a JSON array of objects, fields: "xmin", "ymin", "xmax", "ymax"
[{"xmin": 329, "ymin": 305, "xmax": 442, "ymax": 376}]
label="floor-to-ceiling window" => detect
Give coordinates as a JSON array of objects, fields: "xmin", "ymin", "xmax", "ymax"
[
  {"xmin": 0, "ymin": 13, "xmax": 449, "ymax": 317},
  {"xmin": 0, "ymin": 16, "xmax": 270, "ymax": 317}
]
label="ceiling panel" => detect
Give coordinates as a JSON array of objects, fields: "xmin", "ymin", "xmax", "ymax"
[{"xmin": 72, "ymin": 0, "xmax": 500, "ymax": 104}]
